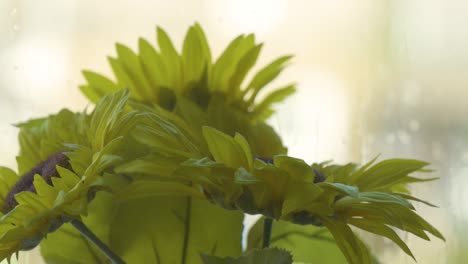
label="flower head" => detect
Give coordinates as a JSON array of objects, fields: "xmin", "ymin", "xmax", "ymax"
[
  {"xmin": 0, "ymin": 90, "xmax": 137, "ymax": 260},
  {"xmin": 77, "ymin": 24, "xmax": 443, "ymax": 263},
  {"xmin": 0, "ymin": 24, "xmax": 445, "ymax": 264}
]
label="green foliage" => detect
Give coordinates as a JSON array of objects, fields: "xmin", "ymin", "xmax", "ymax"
[
  {"xmin": 0, "ymin": 168, "xmax": 18, "ymax": 203},
  {"xmin": 350, "ymin": 159, "xmax": 430, "ymax": 191},
  {"xmin": 109, "ymin": 197, "xmax": 243, "ymax": 264},
  {"xmin": 247, "ymin": 218, "xmax": 346, "ymax": 263},
  {"xmin": 201, "ymin": 248, "xmax": 293, "ymax": 264},
  {"xmin": 0, "ymin": 24, "xmax": 444, "ymax": 264},
  {"xmin": 0, "ymin": 90, "xmax": 138, "ymax": 260},
  {"xmin": 80, "ymin": 23, "xmax": 294, "ymax": 146},
  {"xmin": 40, "ymin": 192, "xmax": 116, "ymax": 264},
  {"xmin": 202, "ymin": 127, "xmax": 252, "ymax": 170},
  {"xmin": 196, "ymin": 129, "xmax": 444, "ymax": 263},
  {"xmin": 15, "ymin": 109, "xmax": 84, "ymax": 175}
]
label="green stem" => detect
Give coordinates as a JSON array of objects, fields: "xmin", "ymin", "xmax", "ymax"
[
  {"xmin": 262, "ymin": 217, "xmax": 273, "ymax": 248},
  {"xmin": 71, "ymin": 219, "xmax": 125, "ymax": 264},
  {"xmin": 181, "ymin": 197, "xmax": 192, "ymax": 264}
]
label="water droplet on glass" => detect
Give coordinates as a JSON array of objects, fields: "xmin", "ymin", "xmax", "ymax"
[
  {"xmin": 401, "ymin": 80, "xmax": 422, "ymax": 106},
  {"xmin": 10, "ymin": 8, "xmax": 17, "ymax": 16},
  {"xmin": 462, "ymin": 151, "xmax": 468, "ymax": 163},
  {"xmin": 385, "ymin": 133, "xmax": 396, "ymax": 144},
  {"xmin": 431, "ymin": 142, "xmax": 443, "ymax": 160},
  {"xmin": 409, "ymin": 120, "xmax": 420, "ymax": 132},
  {"xmin": 397, "ymin": 130, "xmax": 411, "ymax": 145}
]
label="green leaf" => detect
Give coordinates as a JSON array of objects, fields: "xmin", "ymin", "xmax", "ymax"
[
  {"xmin": 56, "ymin": 166, "xmax": 81, "ymax": 188},
  {"xmin": 108, "ymin": 197, "xmax": 243, "ymax": 264},
  {"xmin": 210, "ymin": 34, "xmax": 255, "ymax": 93},
  {"xmin": 115, "ymin": 43, "xmax": 155, "ymax": 101},
  {"xmin": 182, "ymin": 157, "xmax": 222, "ymax": 168},
  {"xmin": 353, "ymin": 159, "xmax": 429, "ymax": 191},
  {"xmin": 228, "ymin": 44, "xmax": 263, "ymax": 96},
  {"xmin": 107, "ymin": 55, "xmax": 136, "ymax": 90},
  {"xmin": 347, "ymin": 156, "xmax": 379, "ymax": 183},
  {"xmin": 392, "ymin": 192, "xmax": 438, "ymax": 207},
  {"xmin": 335, "ymin": 202, "xmax": 445, "ymax": 241},
  {"xmin": 80, "ymin": 71, "xmax": 120, "ymax": 103},
  {"xmin": 355, "ymin": 235, "xmax": 381, "ymax": 264},
  {"xmin": 347, "ymin": 218, "xmax": 415, "ymax": 260},
  {"xmin": 247, "ymin": 218, "xmax": 346, "ymax": 263},
  {"xmin": 0, "ymin": 167, "xmax": 19, "ymax": 205},
  {"xmin": 175, "ymin": 97, "xmax": 210, "ymax": 154},
  {"xmin": 40, "ymin": 223, "xmax": 104, "ymax": 264},
  {"xmin": 177, "ymin": 158, "xmax": 243, "ymax": 208},
  {"xmin": 117, "ymin": 181, "xmax": 204, "ymax": 200},
  {"xmin": 192, "ymin": 23, "xmax": 212, "ymax": 65},
  {"xmin": 138, "ymin": 37, "xmax": 168, "ymax": 91},
  {"xmin": 273, "ymin": 155, "xmax": 315, "ymax": 182},
  {"xmin": 312, "ymin": 161, "xmax": 358, "ymax": 184},
  {"xmin": 14, "ymin": 192, "xmax": 49, "ymax": 213},
  {"xmin": 334, "ymin": 192, "xmax": 414, "ymax": 210},
  {"xmin": 233, "ymin": 134, "xmax": 253, "ymax": 170},
  {"xmin": 281, "ymin": 181, "xmax": 324, "ymax": 217},
  {"xmin": 234, "ymin": 167, "xmax": 258, "ymax": 184},
  {"xmin": 33, "ymin": 175, "xmax": 58, "ymax": 201},
  {"xmin": 157, "ymin": 27, "xmax": 182, "ymax": 91},
  {"xmin": 245, "ymin": 122, "xmax": 287, "ymax": 158},
  {"xmin": 88, "ymin": 89, "xmax": 130, "ymax": 151},
  {"xmin": 201, "ymin": 248, "xmax": 292, "ymax": 264},
  {"xmin": 245, "ymin": 56, "xmax": 292, "ymax": 105},
  {"xmin": 182, "ymin": 25, "xmax": 211, "ymax": 86},
  {"xmin": 358, "ymin": 192, "xmax": 414, "ymax": 208},
  {"xmin": 202, "ymin": 127, "xmax": 250, "ymax": 169},
  {"xmin": 254, "ymin": 84, "xmax": 296, "ymax": 120},
  {"xmin": 318, "ymin": 182, "xmax": 359, "ymax": 197},
  {"xmin": 15, "ymin": 109, "xmax": 84, "ymax": 175},
  {"xmin": 40, "ymin": 192, "xmax": 117, "ymax": 264},
  {"xmin": 133, "ymin": 122, "xmax": 199, "ymax": 159},
  {"xmin": 114, "ymin": 154, "xmax": 182, "ymax": 179},
  {"xmin": 190, "ymin": 95, "xmax": 275, "ymax": 157},
  {"xmin": 319, "ymin": 217, "xmax": 372, "ymax": 264}
]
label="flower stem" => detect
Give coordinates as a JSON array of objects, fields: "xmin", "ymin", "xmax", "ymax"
[
  {"xmin": 71, "ymin": 219, "xmax": 125, "ymax": 264},
  {"xmin": 262, "ymin": 217, "xmax": 273, "ymax": 248},
  {"xmin": 181, "ymin": 197, "xmax": 192, "ymax": 264}
]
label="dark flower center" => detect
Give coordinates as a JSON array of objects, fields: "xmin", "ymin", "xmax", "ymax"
[
  {"xmin": 312, "ymin": 168, "xmax": 327, "ymax": 183},
  {"xmin": 2, "ymin": 152, "xmax": 72, "ymax": 214}
]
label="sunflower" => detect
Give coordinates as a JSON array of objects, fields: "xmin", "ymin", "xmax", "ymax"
[
  {"xmin": 78, "ymin": 24, "xmax": 443, "ymax": 263},
  {"xmin": 0, "ymin": 90, "xmax": 139, "ymax": 261},
  {"xmin": 80, "ymin": 23, "xmax": 292, "ymax": 159},
  {"xmin": 0, "ymin": 24, "xmax": 444, "ymax": 264}
]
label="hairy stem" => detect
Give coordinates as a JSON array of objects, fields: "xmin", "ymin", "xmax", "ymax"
[
  {"xmin": 71, "ymin": 219, "xmax": 125, "ymax": 264},
  {"xmin": 262, "ymin": 217, "xmax": 273, "ymax": 248}
]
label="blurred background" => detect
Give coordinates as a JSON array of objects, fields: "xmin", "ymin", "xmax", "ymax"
[{"xmin": 1, "ymin": 0, "xmax": 467, "ymax": 263}]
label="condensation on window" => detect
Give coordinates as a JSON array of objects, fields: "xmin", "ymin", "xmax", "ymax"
[{"xmin": 1, "ymin": 1, "xmax": 467, "ymax": 263}]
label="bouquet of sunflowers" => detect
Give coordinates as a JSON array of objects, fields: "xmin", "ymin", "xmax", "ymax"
[{"xmin": 0, "ymin": 24, "xmax": 443, "ymax": 264}]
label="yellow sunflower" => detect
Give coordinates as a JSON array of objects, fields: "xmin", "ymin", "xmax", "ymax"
[
  {"xmin": 0, "ymin": 90, "xmax": 138, "ymax": 261},
  {"xmin": 77, "ymin": 24, "xmax": 443, "ymax": 263},
  {"xmin": 0, "ymin": 23, "xmax": 444, "ymax": 264}
]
